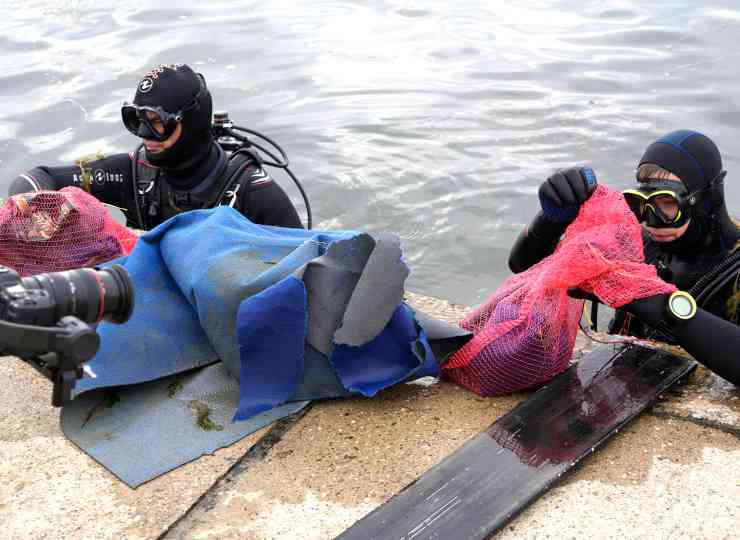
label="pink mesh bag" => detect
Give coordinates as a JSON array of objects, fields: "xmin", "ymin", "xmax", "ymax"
[
  {"xmin": 0, "ymin": 187, "xmax": 138, "ymax": 276},
  {"xmin": 443, "ymin": 185, "xmax": 676, "ymax": 396}
]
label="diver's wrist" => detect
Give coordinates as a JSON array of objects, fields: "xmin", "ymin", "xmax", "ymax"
[
  {"xmin": 665, "ymin": 290, "xmax": 697, "ymax": 324},
  {"xmin": 528, "ymin": 211, "xmax": 568, "ymax": 241}
]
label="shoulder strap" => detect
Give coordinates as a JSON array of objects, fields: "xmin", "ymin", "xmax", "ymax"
[
  {"xmin": 126, "ymin": 145, "xmax": 160, "ymax": 228},
  {"xmin": 205, "ymin": 149, "xmax": 256, "ymax": 209},
  {"xmin": 133, "ymin": 146, "xmax": 160, "ymax": 187},
  {"xmin": 130, "ymin": 145, "xmax": 162, "ymax": 228},
  {"xmin": 130, "ymin": 146, "xmax": 258, "ymax": 225}
]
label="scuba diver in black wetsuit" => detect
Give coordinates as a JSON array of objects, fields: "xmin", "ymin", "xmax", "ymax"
[
  {"xmin": 7, "ymin": 63, "xmax": 306, "ymax": 230},
  {"xmin": 508, "ymin": 129, "xmax": 740, "ymax": 386}
]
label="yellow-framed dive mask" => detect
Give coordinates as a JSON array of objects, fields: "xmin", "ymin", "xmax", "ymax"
[{"xmin": 623, "ymin": 180, "xmax": 693, "ymax": 228}]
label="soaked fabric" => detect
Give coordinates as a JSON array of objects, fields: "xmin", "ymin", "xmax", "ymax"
[
  {"xmin": 329, "ymin": 304, "xmax": 437, "ymax": 395},
  {"xmin": 64, "ymin": 206, "xmax": 457, "ymax": 485},
  {"xmin": 76, "ymin": 206, "xmax": 348, "ymax": 394},
  {"xmin": 0, "ymin": 187, "xmax": 137, "ymax": 275},
  {"xmin": 234, "ymin": 235, "xmax": 438, "ymax": 420},
  {"xmin": 443, "ymin": 186, "xmax": 676, "ymax": 396},
  {"xmin": 61, "ymin": 364, "xmax": 308, "ymax": 488}
]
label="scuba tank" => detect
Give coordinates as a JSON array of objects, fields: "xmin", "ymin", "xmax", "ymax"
[{"xmin": 212, "ymin": 111, "xmax": 312, "ymax": 229}]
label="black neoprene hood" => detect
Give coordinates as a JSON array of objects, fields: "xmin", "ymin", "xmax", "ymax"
[
  {"xmin": 638, "ymin": 129, "xmax": 723, "ymax": 192},
  {"xmin": 134, "ymin": 64, "xmax": 201, "ymax": 111},
  {"xmin": 131, "ymin": 63, "xmax": 214, "ymax": 169},
  {"xmin": 638, "ymin": 130, "xmax": 739, "ymax": 253}
]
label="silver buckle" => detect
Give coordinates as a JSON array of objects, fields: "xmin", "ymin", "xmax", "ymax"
[{"xmin": 224, "ymin": 184, "xmax": 240, "ymax": 208}]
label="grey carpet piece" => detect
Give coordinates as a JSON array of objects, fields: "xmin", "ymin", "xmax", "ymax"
[
  {"xmin": 61, "ymin": 363, "xmax": 307, "ymax": 488},
  {"xmin": 334, "ymin": 233, "xmax": 409, "ymax": 347},
  {"xmin": 290, "ymin": 344, "xmax": 353, "ymax": 401},
  {"xmin": 302, "ymin": 235, "xmax": 375, "ymax": 355}
]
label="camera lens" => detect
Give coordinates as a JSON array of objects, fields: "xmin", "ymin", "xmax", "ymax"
[
  {"xmin": 96, "ymin": 265, "xmax": 135, "ymax": 323},
  {"xmin": 21, "ymin": 264, "xmax": 134, "ymax": 324}
]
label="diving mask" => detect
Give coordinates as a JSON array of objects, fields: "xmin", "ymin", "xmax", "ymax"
[
  {"xmin": 121, "ymin": 76, "xmax": 206, "ymax": 141},
  {"xmin": 623, "ymin": 180, "xmax": 698, "ymax": 228}
]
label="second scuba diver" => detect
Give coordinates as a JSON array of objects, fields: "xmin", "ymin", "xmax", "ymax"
[
  {"xmin": 509, "ymin": 129, "xmax": 740, "ymax": 386},
  {"xmin": 7, "ymin": 63, "xmax": 303, "ymax": 230}
]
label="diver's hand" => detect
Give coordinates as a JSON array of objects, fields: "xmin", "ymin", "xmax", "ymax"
[{"xmin": 538, "ymin": 167, "xmax": 598, "ymax": 223}]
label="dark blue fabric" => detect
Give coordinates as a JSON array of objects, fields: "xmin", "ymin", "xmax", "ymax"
[
  {"xmin": 236, "ymin": 294, "xmax": 440, "ymax": 418},
  {"xmin": 414, "ymin": 325, "xmax": 442, "ymax": 379},
  {"xmin": 79, "ymin": 207, "xmax": 356, "ymax": 394},
  {"xmin": 330, "ymin": 303, "xmax": 439, "ymax": 397},
  {"xmin": 235, "ymin": 276, "xmax": 308, "ymax": 421},
  {"xmin": 78, "ymin": 206, "xmax": 442, "ymax": 425},
  {"xmin": 289, "ymin": 344, "xmax": 353, "ymax": 401}
]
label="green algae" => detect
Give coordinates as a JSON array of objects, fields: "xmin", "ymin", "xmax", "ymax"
[
  {"xmin": 167, "ymin": 378, "xmax": 184, "ymax": 398},
  {"xmin": 189, "ymin": 400, "xmax": 223, "ymax": 431}
]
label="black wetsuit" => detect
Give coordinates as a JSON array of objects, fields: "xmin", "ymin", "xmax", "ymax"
[
  {"xmin": 607, "ymin": 231, "xmax": 740, "ymax": 336},
  {"xmin": 508, "ymin": 211, "xmax": 740, "ymax": 385},
  {"xmin": 8, "ymin": 142, "xmax": 303, "ymax": 230}
]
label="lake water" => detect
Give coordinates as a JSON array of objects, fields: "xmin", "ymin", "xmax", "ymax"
[{"xmin": 2, "ymin": 0, "xmax": 740, "ymax": 305}]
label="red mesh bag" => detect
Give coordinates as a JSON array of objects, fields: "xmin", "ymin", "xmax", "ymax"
[
  {"xmin": 443, "ymin": 185, "xmax": 676, "ymax": 396},
  {"xmin": 0, "ymin": 187, "xmax": 138, "ymax": 276}
]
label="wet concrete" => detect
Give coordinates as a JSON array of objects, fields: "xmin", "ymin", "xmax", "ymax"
[
  {"xmin": 496, "ymin": 416, "xmax": 740, "ymax": 540},
  {"xmin": 0, "ymin": 359, "xmax": 268, "ymax": 540},
  {"xmin": 1, "ymin": 292, "xmax": 738, "ymax": 539}
]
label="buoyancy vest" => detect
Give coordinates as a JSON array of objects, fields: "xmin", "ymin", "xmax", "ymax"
[{"xmin": 130, "ymin": 144, "xmax": 258, "ymax": 229}]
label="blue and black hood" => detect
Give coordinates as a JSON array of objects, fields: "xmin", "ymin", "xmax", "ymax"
[{"xmin": 638, "ymin": 129, "xmax": 739, "ymax": 254}]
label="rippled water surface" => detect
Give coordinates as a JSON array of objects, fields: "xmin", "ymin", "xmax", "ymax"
[{"xmin": 2, "ymin": 0, "xmax": 740, "ymax": 304}]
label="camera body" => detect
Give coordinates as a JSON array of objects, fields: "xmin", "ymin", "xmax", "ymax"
[
  {"xmin": 0, "ymin": 266, "xmax": 57, "ymax": 325},
  {"xmin": 0, "ymin": 264, "xmax": 134, "ymax": 405}
]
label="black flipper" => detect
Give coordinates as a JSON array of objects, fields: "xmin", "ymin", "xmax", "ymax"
[
  {"xmin": 412, "ymin": 309, "xmax": 472, "ymax": 365},
  {"xmin": 336, "ymin": 344, "xmax": 695, "ymax": 540}
]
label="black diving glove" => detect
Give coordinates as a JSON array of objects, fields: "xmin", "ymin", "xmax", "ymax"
[
  {"xmin": 625, "ymin": 293, "xmax": 740, "ymax": 385},
  {"xmin": 509, "ymin": 167, "xmax": 598, "ymax": 274},
  {"xmin": 538, "ymin": 166, "xmax": 598, "ymax": 223}
]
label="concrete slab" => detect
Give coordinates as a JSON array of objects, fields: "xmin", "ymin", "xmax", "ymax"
[
  {"xmin": 160, "ymin": 374, "xmax": 740, "ymax": 540},
  {"xmin": 1, "ymin": 292, "xmax": 738, "ymax": 540},
  {"xmin": 496, "ymin": 415, "xmax": 740, "ymax": 540},
  {"xmin": 0, "ymin": 359, "xmax": 268, "ymax": 540},
  {"xmin": 656, "ymin": 366, "xmax": 740, "ymax": 434},
  {"xmin": 162, "ymin": 378, "xmax": 524, "ymax": 539},
  {"xmin": 161, "ymin": 296, "xmax": 740, "ymax": 540}
]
